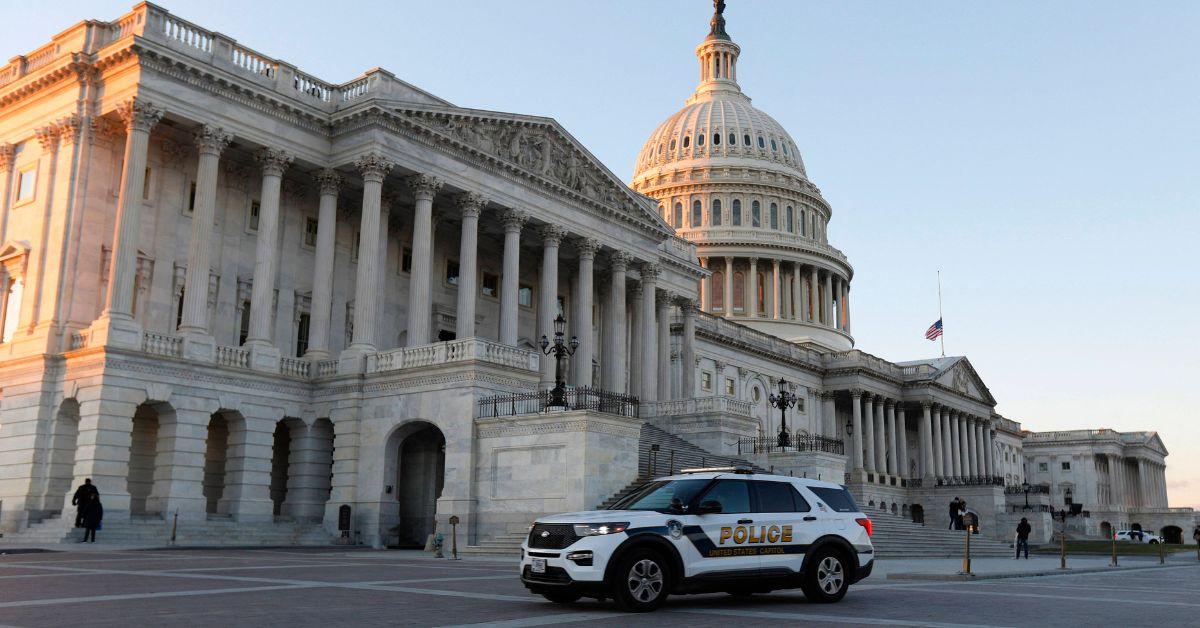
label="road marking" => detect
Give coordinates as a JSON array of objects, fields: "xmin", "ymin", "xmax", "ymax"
[
  {"xmin": 438, "ymin": 611, "xmax": 616, "ymax": 627},
  {"xmin": 356, "ymin": 575, "xmax": 513, "ymax": 585},
  {"xmin": 977, "ymin": 581, "xmax": 1200, "ymax": 594},
  {"xmin": 0, "ymin": 583, "xmax": 317, "ymax": 609},
  {"xmin": 670, "ymin": 607, "xmax": 1013, "ymax": 627},
  {"xmin": 899, "ymin": 586, "xmax": 1200, "ymax": 607}
]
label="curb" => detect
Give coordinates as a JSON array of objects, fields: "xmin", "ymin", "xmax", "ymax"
[{"xmin": 886, "ymin": 561, "xmax": 1183, "ymax": 581}]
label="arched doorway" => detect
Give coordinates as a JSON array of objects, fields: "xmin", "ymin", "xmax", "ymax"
[
  {"xmin": 128, "ymin": 403, "xmax": 162, "ymax": 515},
  {"xmin": 1162, "ymin": 525, "xmax": 1183, "ymax": 544},
  {"xmin": 910, "ymin": 504, "xmax": 925, "ymax": 524},
  {"xmin": 204, "ymin": 413, "xmax": 231, "ymax": 515},
  {"xmin": 45, "ymin": 399, "xmax": 80, "ymax": 514},
  {"xmin": 1100, "ymin": 521, "xmax": 1113, "ymax": 539},
  {"xmin": 387, "ymin": 422, "xmax": 446, "ymax": 547}
]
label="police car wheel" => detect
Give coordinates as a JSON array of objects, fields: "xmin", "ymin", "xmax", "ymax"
[
  {"xmin": 541, "ymin": 592, "xmax": 582, "ymax": 604},
  {"xmin": 801, "ymin": 548, "xmax": 848, "ymax": 603},
  {"xmin": 611, "ymin": 548, "xmax": 669, "ymax": 612}
]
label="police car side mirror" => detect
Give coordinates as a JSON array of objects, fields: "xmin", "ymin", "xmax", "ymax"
[{"xmin": 697, "ymin": 500, "xmax": 723, "ymax": 515}]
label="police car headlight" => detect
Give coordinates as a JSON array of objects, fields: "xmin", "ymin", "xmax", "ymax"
[{"xmin": 573, "ymin": 522, "xmax": 629, "ymax": 537}]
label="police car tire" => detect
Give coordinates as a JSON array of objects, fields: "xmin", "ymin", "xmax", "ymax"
[
  {"xmin": 800, "ymin": 547, "xmax": 849, "ymax": 603},
  {"xmin": 542, "ymin": 592, "xmax": 582, "ymax": 604},
  {"xmin": 611, "ymin": 548, "xmax": 670, "ymax": 612}
]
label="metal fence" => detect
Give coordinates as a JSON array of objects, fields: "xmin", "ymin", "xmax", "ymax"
[
  {"xmin": 1004, "ymin": 484, "xmax": 1051, "ymax": 495},
  {"xmin": 935, "ymin": 476, "xmax": 1005, "ymax": 487},
  {"xmin": 477, "ymin": 386, "xmax": 640, "ymax": 419},
  {"xmin": 736, "ymin": 435, "xmax": 845, "ymax": 456}
]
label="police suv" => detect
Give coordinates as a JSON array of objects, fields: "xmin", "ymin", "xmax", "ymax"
[{"xmin": 519, "ymin": 468, "xmax": 874, "ymax": 612}]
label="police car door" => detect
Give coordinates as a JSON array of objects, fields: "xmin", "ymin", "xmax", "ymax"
[
  {"xmin": 686, "ymin": 479, "xmax": 760, "ymax": 578},
  {"xmin": 753, "ymin": 480, "xmax": 816, "ymax": 576}
]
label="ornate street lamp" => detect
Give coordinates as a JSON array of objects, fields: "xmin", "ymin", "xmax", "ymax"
[
  {"xmin": 1022, "ymin": 480, "xmax": 1031, "ymax": 511},
  {"xmin": 540, "ymin": 314, "xmax": 578, "ymax": 408},
  {"xmin": 768, "ymin": 377, "xmax": 797, "ymax": 448}
]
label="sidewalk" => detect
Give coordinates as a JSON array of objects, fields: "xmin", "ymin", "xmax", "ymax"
[{"xmin": 880, "ymin": 551, "xmax": 1198, "ymax": 580}]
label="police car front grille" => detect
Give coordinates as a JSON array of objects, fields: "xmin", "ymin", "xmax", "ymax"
[{"xmin": 528, "ymin": 524, "xmax": 579, "ymax": 550}]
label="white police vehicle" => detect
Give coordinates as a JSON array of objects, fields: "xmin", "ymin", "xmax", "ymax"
[{"xmin": 519, "ymin": 468, "xmax": 874, "ymax": 612}]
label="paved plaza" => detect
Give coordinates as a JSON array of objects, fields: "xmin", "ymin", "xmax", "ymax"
[{"xmin": 0, "ymin": 548, "xmax": 1197, "ymax": 627}]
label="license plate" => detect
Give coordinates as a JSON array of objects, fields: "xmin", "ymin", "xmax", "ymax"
[{"xmin": 531, "ymin": 558, "xmax": 547, "ymax": 574}]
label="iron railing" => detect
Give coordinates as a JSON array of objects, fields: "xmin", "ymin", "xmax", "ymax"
[
  {"xmin": 935, "ymin": 476, "xmax": 1005, "ymax": 487},
  {"xmin": 478, "ymin": 386, "xmax": 640, "ymax": 419},
  {"xmin": 1004, "ymin": 484, "xmax": 1051, "ymax": 495},
  {"xmin": 736, "ymin": 435, "xmax": 844, "ymax": 456}
]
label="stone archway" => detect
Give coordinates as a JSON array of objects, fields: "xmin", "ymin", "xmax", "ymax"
[
  {"xmin": 1162, "ymin": 525, "xmax": 1183, "ymax": 544},
  {"xmin": 44, "ymin": 399, "xmax": 80, "ymax": 515},
  {"xmin": 384, "ymin": 421, "xmax": 446, "ymax": 547},
  {"xmin": 269, "ymin": 417, "xmax": 334, "ymax": 520},
  {"xmin": 129, "ymin": 401, "xmax": 177, "ymax": 516},
  {"xmin": 1100, "ymin": 521, "xmax": 1112, "ymax": 539}
]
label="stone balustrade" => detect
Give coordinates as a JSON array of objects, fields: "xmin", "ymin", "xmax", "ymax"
[
  {"xmin": 215, "ymin": 345, "xmax": 250, "ymax": 369},
  {"xmin": 141, "ymin": 331, "xmax": 182, "ymax": 357},
  {"xmin": 367, "ymin": 337, "xmax": 539, "ymax": 374},
  {"xmin": 643, "ymin": 395, "xmax": 753, "ymax": 418},
  {"xmin": 279, "ymin": 357, "xmax": 311, "ymax": 378}
]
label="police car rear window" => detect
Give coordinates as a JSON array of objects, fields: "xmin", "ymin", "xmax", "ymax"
[{"xmin": 808, "ymin": 486, "xmax": 859, "ymax": 513}]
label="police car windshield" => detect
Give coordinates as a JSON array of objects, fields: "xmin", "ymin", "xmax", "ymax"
[{"xmin": 608, "ymin": 479, "xmax": 710, "ymax": 513}]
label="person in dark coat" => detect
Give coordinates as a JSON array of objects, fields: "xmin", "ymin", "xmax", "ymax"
[
  {"xmin": 79, "ymin": 492, "xmax": 103, "ymax": 543},
  {"xmin": 71, "ymin": 479, "xmax": 98, "ymax": 527},
  {"xmin": 1015, "ymin": 517, "xmax": 1032, "ymax": 559},
  {"xmin": 948, "ymin": 497, "xmax": 960, "ymax": 530}
]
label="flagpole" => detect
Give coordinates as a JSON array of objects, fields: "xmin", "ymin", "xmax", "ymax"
[{"xmin": 937, "ymin": 270, "xmax": 945, "ymax": 358}]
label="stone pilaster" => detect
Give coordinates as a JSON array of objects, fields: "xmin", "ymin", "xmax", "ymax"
[{"xmin": 454, "ymin": 192, "xmax": 488, "ymax": 339}]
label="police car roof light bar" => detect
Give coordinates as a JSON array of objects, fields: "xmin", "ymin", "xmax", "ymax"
[{"xmin": 678, "ymin": 466, "xmax": 755, "ymax": 475}]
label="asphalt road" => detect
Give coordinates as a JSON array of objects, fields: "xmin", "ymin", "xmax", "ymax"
[{"xmin": 0, "ymin": 548, "xmax": 1197, "ymax": 627}]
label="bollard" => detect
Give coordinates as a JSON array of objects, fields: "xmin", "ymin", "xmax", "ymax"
[
  {"xmin": 1110, "ymin": 533, "xmax": 1118, "ymax": 567},
  {"xmin": 171, "ymin": 510, "xmax": 179, "ymax": 545},
  {"xmin": 1158, "ymin": 538, "xmax": 1165, "ymax": 565},
  {"xmin": 448, "ymin": 515, "xmax": 460, "ymax": 561},
  {"xmin": 1060, "ymin": 529, "xmax": 1067, "ymax": 570},
  {"xmin": 959, "ymin": 524, "xmax": 972, "ymax": 575}
]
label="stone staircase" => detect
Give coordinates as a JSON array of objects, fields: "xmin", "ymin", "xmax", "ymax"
[
  {"xmin": 0, "ymin": 512, "xmax": 334, "ymax": 547},
  {"xmin": 865, "ymin": 509, "xmax": 1013, "ymax": 558}
]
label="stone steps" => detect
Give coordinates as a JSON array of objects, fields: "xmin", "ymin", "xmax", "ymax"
[
  {"xmin": 864, "ymin": 510, "xmax": 1013, "ymax": 558},
  {"xmin": 1, "ymin": 514, "xmax": 335, "ymax": 547}
]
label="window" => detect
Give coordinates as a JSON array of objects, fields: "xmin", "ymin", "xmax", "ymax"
[
  {"xmin": 711, "ymin": 199, "xmax": 722, "ymax": 226},
  {"xmin": 712, "ymin": 133, "xmax": 720, "ymax": 146},
  {"xmin": 782, "ymin": 143, "xmax": 789, "ymax": 156},
  {"xmin": 669, "ymin": 138, "xmax": 676, "ymax": 151},
  {"xmin": 701, "ymin": 371, "xmax": 712, "ymax": 391},
  {"xmin": 238, "ymin": 300, "xmax": 251, "ymax": 345},
  {"xmin": 712, "ymin": 271, "xmax": 724, "ymax": 311},
  {"xmin": 609, "ymin": 479, "xmax": 709, "ymax": 513},
  {"xmin": 673, "ymin": 202, "xmax": 682, "ymax": 228},
  {"xmin": 1, "ymin": 277, "xmax": 24, "ymax": 343},
  {"xmin": 1061, "ymin": 461, "xmax": 1071, "ymax": 471},
  {"xmin": 698, "ymin": 480, "xmax": 751, "ymax": 514},
  {"xmin": 481, "ymin": 272, "xmax": 499, "ymax": 297},
  {"xmin": 402, "ymin": 247, "xmax": 412, "ymax": 273},
  {"xmin": 785, "ymin": 206, "xmax": 794, "ymax": 233},
  {"xmin": 295, "ymin": 312, "xmax": 310, "ymax": 357},
  {"xmin": 304, "ymin": 217, "xmax": 318, "ymax": 247},
  {"xmin": 683, "ymin": 135, "xmax": 690, "ymax": 149},
  {"xmin": 801, "ymin": 209, "xmax": 808, "ymax": 236},
  {"xmin": 751, "ymin": 201, "xmax": 761, "ymax": 227},
  {"xmin": 1038, "ymin": 462, "xmax": 1049, "ymax": 473},
  {"xmin": 187, "ymin": 181, "xmax": 197, "ymax": 213},
  {"xmin": 743, "ymin": 134, "xmax": 751, "ymax": 146},
  {"xmin": 446, "ymin": 260, "xmax": 460, "ymax": 286},
  {"xmin": 757, "ymin": 136, "xmax": 765, "ymax": 149},
  {"xmin": 754, "ymin": 482, "xmax": 811, "ymax": 513},
  {"xmin": 808, "ymin": 486, "xmax": 859, "ymax": 513},
  {"xmin": 752, "ymin": 387, "xmax": 761, "ymax": 404},
  {"xmin": 15, "ymin": 166, "xmax": 36, "ymax": 202},
  {"xmin": 731, "ymin": 199, "xmax": 742, "ymax": 226},
  {"xmin": 769, "ymin": 203, "xmax": 778, "ymax": 229},
  {"xmin": 771, "ymin": 139, "xmax": 778, "ymax": 152},
  {"xmin": 697, "ymin": 133, "xmax": 705, "ymax": 147},
  {"xmin": 518, "ymin": 284, "xmax": 533, "ymax": 308},
  {"xmin": 175, "ymin": 288, "xmax": 185, "ymax": 329},
  {"xmin": 248, "ymin": 200, "xmax": 261, "ymax": 232},
  {"xmin": 728, "ymin": 133, "xmax": 736, "ymax": 146},
  {"xmin": 732, "ymin": 272, "xmax": 745, "ymax": 311},
  {"xmin": 691, "ymin": 200, "xmax": 702, "ymax": 227},
  {"xmin": 142, "ymin": 167, "xmax": 152, "ymax": 200},
  {"xmin": 724, "ymin": 377, "xmax": 735, "ymax": 396}
]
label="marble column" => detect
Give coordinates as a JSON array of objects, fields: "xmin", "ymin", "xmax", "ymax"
[
  {"xmin": 498, "ymin": 210, "xmax": 526, "ymax": 346},
  {"xmin": 656, "ymin": 290, "xmax": 671, "ymax": 400},
  {"xmin": 897, "ymin": 405, "xmax": 909, "ymax": 479},
  {"xmin": 679, "ymin": 298, "xmax": 697, "ymax": 398},
  {"xmin": 305, "ymin": 170, "xmax": 341, "ymax": 358},
  {"xmin": 603, "ymin": 251, "xmax": 630, "ymax": 392},
  {"xmin": 960, "ymin": 414, "xmax": 972, "ymax": 478},
  {"xmin": 343, "ymin": 154, "xmax": 392, "ymax": 355},
  {"xmin": 537, "ymin": 225, "xmax": 564, "ymax": 386},
  {"xmin": 984, "ymin": 425, "xmax": 995, "ymax": 477},
  {"xmin": 179, "ymin": 124, "xmax": 231, "ymax": 338},
  {"xmin": 404, "ymin": 174, "xmax": 442, "ymax": 347},
  {"xmin": 839, "ymin": 279, "xmax": 849, "ymax": 331},
  {"xmin": 723, "ymin": 257, "xmax": 734, "ymax": 317},
  {"xmin": 825, "ymin": 272, "xmax": 835, "ymax": 328},
  {"xmin": 791, "ymin": 262, "xmax": 802, "ymax": 321},
  {"xmin": 771, "ymin": 258, "xmax": 781, "ymax": 319},
  {"xmin": 628, "ymin": 283, "xmax": 642, "ymax": 397},
  {"xmin": 861, "ymin": 394, "xmax": 875, "ymax": 473},
  {"xmin": 748, "ymin": 258, "xmax": 759, "ymax": 318},
  {"xmin": 639, "ymin": 264, "xmax": 659, "ymax": 402},
  {"xmin": 974, "ymin": 420, "xmax": 985, "ymax": 477},
  {"xmin": 454, "ymin": 193, "xmax": 488, "ymax": 339},
  {"xmin": 931, "ymin": 403, "xmax": 944, "ymax": 479},
  {"xmin": 885, "ymin": 401, "xmax": 898, "ymax": 476},
  {"xmin": 844, "ymin": 282, "xmax": 852, "ymax": 334},
  {"xmin": 821, "ymin": 391, "xmax": 836, "ymax": 437},
  {"xmin": 850, "ymin": 390, "xmax": 865, "ymax": 471},
  {"xmin": 921, "ymin": 402, "xmax": 935, "ymax": 480},
  {"xmin": 947, "ymin": 409, "xmax": 961, "ymax": 478},
  {"xmin": 699, "ymin": 258, "xmax": 711, "ymax": 311},
  {"xmin": 872, "ymin": 396, "xmax": 885, "ymax": 473},
  {"xmin": 573, "ymin": 239, "xmax": 598, "ymax": 386},
  {"xmin": 1111, "ymin": 455, "xmax": 1125, "ymax": 507},
  {"xmin": 101, "ymin": 99, "xmax": 163, "ymax": 331},
  {"xmin": 245, "ymin": 148, "xmax": 293, "ymax": 351}
]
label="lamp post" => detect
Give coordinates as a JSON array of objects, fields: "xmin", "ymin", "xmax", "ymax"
[
  {"xmin": 769, "ymin": 377, "xmax": 797, "ymax": 448},
  {"xmin": 540, "ymin": 314, "xmax": 578, "ymax": 408},
  {"xmin": 1022, "ymin": 481, "xmax": 1031, "ymax": 511}
]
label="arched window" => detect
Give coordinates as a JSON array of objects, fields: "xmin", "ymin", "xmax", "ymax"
[
  {"xmin": 743, "ymin": 134, "xmax": 751, "ymax": 146},
  {"xmin": 732, "ymin": 272, "xmax": 745, "ymax": 311},
  {"xmin": 782, "ymin": 143, "xmax": 789, "ymax": 156},
  {"xmin": 712, "ymin": 271, "xmax": 724, "ymax": 311},
  {"xmin": 669, "ymin": 138, "xmax": 677, "ymax": 151},
  {"xmin": 698, "ymin": 133, "xmax": 705, "ymax": 147},
  {"xmin": 713, "ymin": 133, "xmax": 721, "ymax": 146},
  {"xmin": 673, "ymin": 202, "xmax": 683, "ymax": 228},
  {"xmin": 683, "ymin": 135, "xmax": 691, "ymax": 148},
  {"xmin": 691, "ymin": 200, "xmax": 702, "ymax": 227},
  {"xmin": 769, "ymin": 203, "xmax": 779, "ymax": 229},
  {"xmin": 801, "ymin": 209, "xmax": 808, "ymax": 236},
  {"xmin": 751, "ymin": 201, "xmax": 761, "ymax": 228},
  {"xmin": 731, "ymin": 199, "xmax": 742, "ymax": 226},
  {"xmin": 758, "ymin": 136, "xmax": 765, "ymax": 149},
  {"xmin": 712, "ymin": 199, "xmax": 722, "ymax": 226},
  {"xmin": 785, "ymin": 206, "xmax": 794, "ymax": 232},
  {"xmin": 771, "ymin": 139, "xmax": 778, "ymax": 152},
  {"xmin": 756, "ymin": 272, "xmax": 766, "ymax": 314},
  {"xmin": 728, "ymin": 133, "xmax": 736, "ymax": 146}
]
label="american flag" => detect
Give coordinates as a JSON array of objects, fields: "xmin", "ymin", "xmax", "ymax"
[{"xmin": 925, "ymin": 319, "xmax": 943, "ymax": 341}]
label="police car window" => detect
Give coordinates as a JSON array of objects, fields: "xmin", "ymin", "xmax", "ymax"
[
  {"xmin": 808, "ymin": 486, "xmax": 859, "ymax": 513},
  {"xmin": 790, "ymin": 486, "xmax": 812, "ymax": 512},
  {"xmin": 610, "ymin": 479, "xmax": 709, "ymax": 513},
  {"xmin": 699, "ymin": 480, "xmax": 751, "ymax": 514},
  {"xmin": 754, "ymin": 481, "xmax": 798, "ymax": 513}
]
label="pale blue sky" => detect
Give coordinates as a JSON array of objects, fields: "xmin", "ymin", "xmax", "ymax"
[{"xmin": 5, "ymin": 1, "xmax": 1198, "ymax": 507}]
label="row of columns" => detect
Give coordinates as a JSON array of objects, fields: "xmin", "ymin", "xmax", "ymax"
[
  {"xmin": 700, "ymin": 257, "xmax": 849, "ymax": 333},
  {"xmin": 1106, "ymin": 455, "xmax": 1167, "ymax": 508},
  {"xmin": 919, "ymin": 402, "xmax": 995, "ymax": 481}
]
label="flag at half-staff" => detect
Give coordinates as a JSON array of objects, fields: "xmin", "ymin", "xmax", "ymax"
[{"xmin": 925, "ymin": 319, "xmax": 943, "ymax": 341}]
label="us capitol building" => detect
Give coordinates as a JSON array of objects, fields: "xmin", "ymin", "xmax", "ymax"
[{"xmin": 0, "ymin": 2, "xmax": 1193, "ymax": 549}]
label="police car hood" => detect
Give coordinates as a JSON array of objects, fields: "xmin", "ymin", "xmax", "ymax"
[{"xmin": 537, "ymin": 510, "xmax": 658, "ymax": 523}]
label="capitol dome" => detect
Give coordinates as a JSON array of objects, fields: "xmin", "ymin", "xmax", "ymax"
[{"xmin": 630, "ymin": 2, "xmax": 855, "ymax": 351}]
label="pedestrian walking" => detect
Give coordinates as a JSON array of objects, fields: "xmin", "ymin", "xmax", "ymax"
[
  {"xmin": 948, "ymin": 497, "xmax": 960, "ymax": 530},
  {"xmin": 1192, "ymin": 525, "xmax": 1199, "ymax": 550},
  {"xmin": 1015, "ymin": 517, "xmax": 1031, "ymax": 559},
  {"xmin": 958, "ymin": 500, "xmax": 968, "ymax": 531},
  {"xmin": 71, "ymin": 478, "xmax": 98, "ymax": 527},
  {"xmin": 79, "ymin": 492, "xmax": 103, "ymax": 543}
]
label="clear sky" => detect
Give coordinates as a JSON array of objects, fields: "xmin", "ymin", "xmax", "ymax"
[{"xmin": 5, "ymin": 1, "xmax": 1198, "ymax": 508}]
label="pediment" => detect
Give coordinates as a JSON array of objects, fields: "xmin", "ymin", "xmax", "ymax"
[
  {"xmin": 0, "ymin": 240, "xmax": 31, "ymax": 275},
  {"xmin": 381, "ymin": 105, "xmax": 672, "ymax": 238},
  {"xmin": 934, "ymin": 358, "xmax": 996, "ymax": 405}
]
